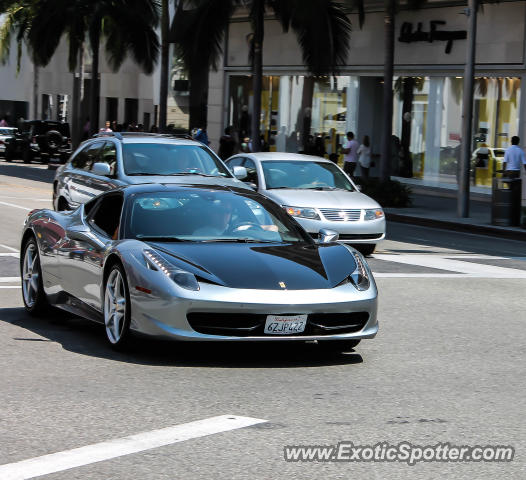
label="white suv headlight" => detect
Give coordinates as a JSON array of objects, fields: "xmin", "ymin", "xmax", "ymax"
[
  {"xmin": 283, "ymin": 206, "xmax": 320, "ymax": 220},
  {"xmin": 364, "ymin": 208, "xmax": 384, "ymax": 221}
]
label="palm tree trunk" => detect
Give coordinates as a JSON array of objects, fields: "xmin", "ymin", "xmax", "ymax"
[
  {"xmin": 33, "ymin": 66, "xmax": 39, "ymax": 119},
  {"xmin": 71, "ymin": 47, "xmax": 83, "ymax": 148},
  {"xmin": 380, "ymin": 0, "xmax": 395, "ymax": 182},
  {"xmin": 89, "ymin": 34, "xmax": 100, "ymax": 136},
  {"xmin": 250, "ymin": 2, "xmax": 264, "ymax": 152},
  {"xmin": 189, "ymin": 61, "xmax": 209, "ymax": 131},
  {"xmin": 159, "ymin": 0, "xmax": 169, "ymax": 132}
]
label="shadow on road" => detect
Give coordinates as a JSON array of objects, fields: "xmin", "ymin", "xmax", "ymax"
[
  {"xmin": 0, "ymin": 162, "xmax": 55, "ymax": 184},
  {"xmin": 0, "ymin": 307, "xmax": 364, "ymax": 368}
]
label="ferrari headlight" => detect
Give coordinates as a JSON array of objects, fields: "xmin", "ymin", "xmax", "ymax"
[
  {"xmin": 364, "ymin": 208, "xmax": 384, "ymax": 221},
  {"xmin": 143, "ymin": 249, "xmax": 199, "ymax": 291},
  {"xmin": 350, "ymin": 251, "xmax": 370, "ymax": 291},
  {"xmin": 283, "ymin": 206, "xmax": 320, "ymax": 220}
]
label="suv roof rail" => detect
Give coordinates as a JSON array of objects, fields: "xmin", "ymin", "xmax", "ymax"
[
  {"xmin": 92, "ymin": 131, "xmax": 123, "ymax": 140},
  {"xmin": 160, "ymin": 133, "xmax": 194, "ymax": 140}
]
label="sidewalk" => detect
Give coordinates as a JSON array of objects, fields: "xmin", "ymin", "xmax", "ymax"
[{"xmin": 385, "ymin": 191, "xmax": 526, "ymax": 241}]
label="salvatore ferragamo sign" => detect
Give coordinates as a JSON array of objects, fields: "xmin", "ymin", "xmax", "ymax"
[{"xmin": 399, "ymin": 21, "xmax": 467, "ymax": 54}]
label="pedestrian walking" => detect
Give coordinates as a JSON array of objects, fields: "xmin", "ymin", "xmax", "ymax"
[
  {"xmin": 341, "ymin": 131, "xmax": 359, "ymax": 177},
  {"xmin": 218, "ymin": 126, "xmax": 237, "ymax": 159},
  {"xmin": 503, "ymin": 136, "xmax": 526, "ymax": 178},
  {"xmin": 357, "ymin": 135, "xmax": 371, "ymax": 178},
  {"xmin": 99, "ymin": 120, "xmax": 112, "ymax": 133}
]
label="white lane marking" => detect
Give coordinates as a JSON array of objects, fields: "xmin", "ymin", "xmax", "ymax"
[
  {"xmin": 0, "ymin": 277, "xmax": 19, "ymax": 283},
  {"xmin": 0, "ymin": 253, "xmax": 19, "ymax": 257},
  {"xmin": 0, "ymin": 415, "xmax": 267, "ymax": 480},
  {"xmin": 0, "ymin": 201, "xmax": 31, "ymax": 211},
  {"xmin": 0, "ymin": 244, "xmax": 19, "ymax": 253},
  {"xmin": 373, "ymin": 254, "xmax": 526, "ymax": 278},
  {"xmin": 0, "ymin": 286, "xmax": 20, "ymax": 289},
  {"xmin": 0, "ymin": 196, "xmax": 49, "ymax": 201}
]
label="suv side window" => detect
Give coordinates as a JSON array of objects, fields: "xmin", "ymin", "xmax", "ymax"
[
  {"xmin": 243, "ymin": 158, "xmax": 259, "ymax": 187},
  {"xmin": 226, "ymin": 157, "xmax": 244, "ymax": 169},
  {"xmin": 72, "ymin": 142, "xmax": 104, "ymax": 170},
  {"xmin": 89, "ymin": 194, "xmax": 124, "ymax": 239},
  {"xmin": 98, "ymin": 142, "xmax": 118, "ymax": 176}
]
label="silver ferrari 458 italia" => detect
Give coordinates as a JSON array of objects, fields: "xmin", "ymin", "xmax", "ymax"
[{"xmin": 20, "ymin": 183, "xmax": 378, "ymax": 350}]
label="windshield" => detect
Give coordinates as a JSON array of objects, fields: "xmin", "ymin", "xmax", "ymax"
[
  {"xmin": 122, "ymin": 143, "xmax": 232, "ymax": 177},
  {"xmin": 262, "ymin": 160, "xmax": 354, "ymax": 191},
  {"xmin": 126, "ymin": 189, "xmax": 312, "ymax": 243}
]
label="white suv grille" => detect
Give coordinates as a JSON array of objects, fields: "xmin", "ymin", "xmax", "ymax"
[{"xmin": 319, "ymin": 208, "xmax": 361, "ymax": 222}]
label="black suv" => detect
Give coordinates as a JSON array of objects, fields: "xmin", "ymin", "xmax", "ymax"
[{"xmin": 4, "ymin": 120, "xmax": 72, "ymax": 163}]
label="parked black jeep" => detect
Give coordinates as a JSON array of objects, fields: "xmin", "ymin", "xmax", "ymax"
[{"xmin": 4, "ymin": 120, "xmax": 72, "ymax": 163}]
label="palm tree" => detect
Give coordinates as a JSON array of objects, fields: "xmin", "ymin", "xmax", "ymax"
[
  {"xmin": 0, "ymin": 0, "xmax": 39, "ymax": 119},
  {"xmin": 172, "ymin": 0, "xmax": 351, "ymax": 150},
  {"xmin": 158, "ymin": 0, "xmax": 170, "ymax": 132},
  {"xmin": 24, "ymin": 0, "xmax": 160, "ymax": 134}
]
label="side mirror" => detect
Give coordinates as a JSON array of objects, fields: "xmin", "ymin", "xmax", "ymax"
[
  {"xmin": 92, "ymin": 162, "xmax": 111, "ymax": 176},
  {"xmin": 233, "ymin": 166, "xmax": 248, "ymax": 180},
  {"xmin": 318, "ymin": 228, "xmax": 339, "ymax": 244}
]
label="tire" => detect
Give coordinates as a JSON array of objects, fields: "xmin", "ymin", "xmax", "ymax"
[
  {"xmin": 354, "ymin": 244, "xmax": 376, "ymax": 256},
  {"xmin": 23, "ymin": 148, "xmax": 32, "ymax": 164},
  {"xmin": 4, "ymin": 149, "xmax": 13, "ymax": 161},
  {"xmin": 21, "ymin": 238, "xmax": 49, "ymax": 315},
  {"xmin": 103, "ymin": 263, "xmax": 132, "ymax": 350},
  {"xmin": 318, "ymin": 339, "xmax": 361, "ymax": 352},
  {"xmin": 45, "ymin": 130, "xmax": 62, "ymax": 150}
]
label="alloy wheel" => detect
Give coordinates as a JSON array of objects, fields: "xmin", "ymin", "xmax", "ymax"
[
  {"xmin": 104, "ymin": 269, "xmax": 127, "ymax": 344},
  {"xmin": 22, "ymin": 243, "xmax": 40, "ymax": 308}
]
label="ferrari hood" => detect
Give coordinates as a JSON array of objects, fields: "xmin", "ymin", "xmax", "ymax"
[{"xmin": 148, "ymin": 242, "xmax": 357, "ymax": 290}]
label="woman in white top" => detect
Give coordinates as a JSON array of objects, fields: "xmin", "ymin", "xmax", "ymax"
[{"xmin": 357, "ymin": 135, "xmax": 371, "ymax": 178}]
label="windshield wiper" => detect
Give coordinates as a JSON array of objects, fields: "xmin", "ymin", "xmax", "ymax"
[
  {"xmin": 165, "ymin": 172, "xmax": 227, "ymax": 177},
  {"xmin": 126, "ymin": 173, "xmax": 164, "ymax": 176},
  {"xmin": 302, "ymin": 186, "xmax": 350, "ymax": 191},
  {"xmin": 136, "ymin": 235, "xmax": 188, "ymax": 242},
  {"xmin": 200, "ymin": 238, "xmax": 277, "ymax": 243}
]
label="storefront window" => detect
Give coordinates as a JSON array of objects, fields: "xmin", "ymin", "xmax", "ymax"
[
  {"xmin": 392, "ymin": 76, "xmax": 520, "ymax": 188},
  {"xmin": 228, "ymin": 75, "xmax": 359, "ymax": 157}
]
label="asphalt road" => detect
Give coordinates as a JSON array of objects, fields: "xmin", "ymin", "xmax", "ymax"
[{"xmin": 0, "ymin": 161, "xmax": 525, "ymax": 479}]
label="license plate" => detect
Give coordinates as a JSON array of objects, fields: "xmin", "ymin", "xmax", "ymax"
[{"xmin": 264, "ymin": 314, "xmax": 307, "ymax": 335}]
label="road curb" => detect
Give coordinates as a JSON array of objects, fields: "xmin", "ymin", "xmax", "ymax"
[{"xmin": 386, "ymin": 213, "xmax": 526, "ymax": 242}]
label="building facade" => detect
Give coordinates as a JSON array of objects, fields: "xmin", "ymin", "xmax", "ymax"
[
  {"xmin": 207, "ymin": 1, "xmax": 526, "ymax": 199},
  {"xmin": 0, "ymin": 32, "xmax": 156, "ymax": 134}
]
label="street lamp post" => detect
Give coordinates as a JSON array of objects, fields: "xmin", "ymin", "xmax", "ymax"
[{"xmin": 458, "ymin": 0, "xmax": 478, "ymax": 218}]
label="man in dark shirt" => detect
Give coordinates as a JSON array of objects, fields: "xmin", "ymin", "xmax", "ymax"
[{"xmin": 218, "ymin": 126, "xmax": 237, "ymax": 159}]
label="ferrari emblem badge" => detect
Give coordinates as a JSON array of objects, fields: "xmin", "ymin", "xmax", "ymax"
[{"xmin": 279, "ymin": 281, "xmax": 286, "ymax": 289}]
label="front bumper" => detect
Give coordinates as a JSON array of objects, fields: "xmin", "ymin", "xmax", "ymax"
[
  {"xmin": 129, "ymin": 280, "xmax": 378, "ymax": 342},
  {"xmin": 296, "ymin": 216, "xmax": 386, "ymax": 244}
]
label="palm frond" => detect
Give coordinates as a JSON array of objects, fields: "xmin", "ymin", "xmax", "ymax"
[
  {"xmin": 283, "ymin": 0, "xmax": 351, "ymax": 76},
  {"xmin": 172, "ymin": 0, "xmax": 235, "ymax": 71}
]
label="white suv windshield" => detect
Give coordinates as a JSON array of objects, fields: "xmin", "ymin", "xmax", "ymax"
[
  {"xmin": 122, "ymin": 143, "xmax": 232, "ymax": 177},
  {"xmin": 262, "ymin": 160, "xmax": 354, "ymax": 191}
]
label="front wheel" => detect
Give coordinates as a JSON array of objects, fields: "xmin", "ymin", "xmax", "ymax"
[
  {"xmin": 104, "ymin": 264, "xmax": 132, "ymax": 349},
  {"xmin": 21, "ymin": 238, "xmax": 49, "ymax": 315},
  {"xmin": 22, "ymin": 149, "xmax": 32, "ymax": 164}
]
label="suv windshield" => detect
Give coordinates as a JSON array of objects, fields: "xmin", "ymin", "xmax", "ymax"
[
  {"xmin": 122, "ymin": 143, "xmax": 232, "ymax": 177},
  {"xmin": 262, "ymin": 160, "xmax": 354, "ymax": 191},
  {"xmin": 127, "ymin": 189, "xmax": 312, "ymax": 243}
]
